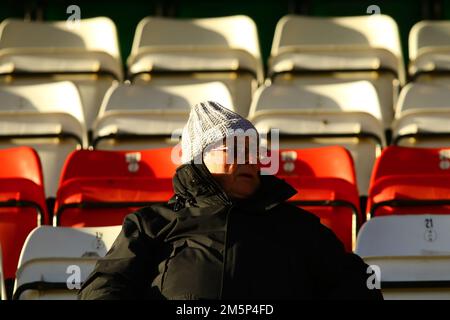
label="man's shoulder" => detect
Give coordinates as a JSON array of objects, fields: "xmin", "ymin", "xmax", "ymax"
[
  {"xmin": 133, "ymin": 202, "xmax": 177, "ymax": 219},
  {"xmin": 273, "ymin": 202, "xmax": 321, "ymax": 225},
  {"xmin": 264, "ymin": 202, "xmax": 341, "ymax": 250},
  {"xmin": 124, "ymin": 203, "xmax": 177, "ymax": 238}
]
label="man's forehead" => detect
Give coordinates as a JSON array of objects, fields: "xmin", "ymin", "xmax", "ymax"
[
  {"xmin": 207, "ymin": 134, "xmax": 260, "ymax": 150},
  {"xmin": 223, "ymin": 135, "xmax": 259, "ymax": 143}
]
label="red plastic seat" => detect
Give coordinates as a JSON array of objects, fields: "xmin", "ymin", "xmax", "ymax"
[
  {"xmin": 368, "ymin": 146, "xmax": 450, "ymax": 217},
  {"xmin": 275, "ymin": 146, "xmax": 361, "ymax": 252},
  {"xmin": 0, "ymin": 147, "xmax": 48, "ymax": 280},
  {"xmin": 54, "ymin": 148, "xmax": 179, "ymax": 227}
]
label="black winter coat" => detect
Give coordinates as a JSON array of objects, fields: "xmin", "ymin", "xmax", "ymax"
[{"xmin": 78, "ymin": 163, "xmax": 383, "ymax": 300}]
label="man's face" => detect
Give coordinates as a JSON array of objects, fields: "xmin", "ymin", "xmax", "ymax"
[{"xmin": 203, "ymin": 136, "xmax": 261, "ymax": 199}]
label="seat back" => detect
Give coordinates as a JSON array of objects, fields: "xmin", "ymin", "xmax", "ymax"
[
  {"xmin": 0, "ymin": 81, "xmax": 86, "ymax": 196},
  {"xmin": 249, "ymin": 81, "xmax": 383, "ymax": 124},
  {"xmin": 393, "ymin": 83, "xmax": 450, "ymax": 147},
  {"xmin": 396, "ymin": 83, "xmax": 450, "ymax": 112},
  {"xmin": 370, "ymin": 146, "xmax": 450, "ymax": 184},
  {"xmin": 272, "ymin": 14, "xmax": 402, "ymax": 57},
  {"xmin": 356, "ymin": 215, "xmax": 450, "ymax": 299},
  {"xmin": 249, "ymin": 82, "xmax": 384, "ymax": 194},
  {"xmin": 0, "ymin": 147, "xmax": 47, "ymax": 281},
  {"xmin": 409, "ymin": 20, "xmax": 450, "ymax": 79},
  {"xmin": 276, "ymin": 147, "xmax": 360, "ymax": 251},
  {"xmin": 13, "ymin": 225, "xmax": 121, "ymax": 300},
  {"xmin": 368, "ymin": 146, "xmax": 450, "ymax": 216},
  {"xmin": 93, "ymin": 82, "xmax": 234, "ymax": 150},
  {"xmin": 128, "ymin": 15, "xmax": 262, "ymax": 79},
  {"xmin": 276, "ymin": 146, "xmax": 357, "ymax": 184},
  {"xmin": 55, "ymin": 148, "xmax": 179, "ymax": 227},
  {"xmin": 0, "ymin": 81, "xmax": 86, "ymax": 142},
  {"xmin": 271, "ymin": 14, "xmax": 405, "ymax": 81},
  {"xmin": 0, "ymin": 17, "xmax": 122, "ymax": 79}
]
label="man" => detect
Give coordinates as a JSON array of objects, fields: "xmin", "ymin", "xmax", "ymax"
[{"xmin": 79, "ymin": 101, "xmax": 382, "ymax": 300}]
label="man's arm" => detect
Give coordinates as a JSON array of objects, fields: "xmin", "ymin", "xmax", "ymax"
[
  {"xmin": 78, "ymin": 211, "xmax": 170, "ymax": 300},
  {"xmin": 310, "ymin": 221, "xmax": 383, "ymax": 300}
]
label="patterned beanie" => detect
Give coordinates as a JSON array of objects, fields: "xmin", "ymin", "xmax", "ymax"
[{"xmin": 181, "ymin": 101, "xmax": 257, "ymax": 164}]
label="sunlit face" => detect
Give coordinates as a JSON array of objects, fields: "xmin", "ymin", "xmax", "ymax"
[{"xmin": 203, "ymin": 136, "xmax": 261, "ymax": 199}]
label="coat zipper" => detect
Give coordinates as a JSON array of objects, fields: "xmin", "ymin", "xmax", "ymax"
[{"xmin": 220, "ymin": 204, "xmax": 233, "ymax": 299}]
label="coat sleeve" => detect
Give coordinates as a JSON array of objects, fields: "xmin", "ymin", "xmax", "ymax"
[
  {"xmin": 310, "ymin": 221, "xmax": 383, "ymax": 300},
  {"xmin": 78, "ymin": 211, "xmax": 170, "ymax": 300}
]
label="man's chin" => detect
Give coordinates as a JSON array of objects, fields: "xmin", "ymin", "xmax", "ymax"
[{"xmin": 230, "ymin": 185, "xmax": 259, "ymax": 199}]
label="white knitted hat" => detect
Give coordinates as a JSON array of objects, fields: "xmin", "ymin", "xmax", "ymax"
[{"xmin": 181, "ymin": 101, "xmax": 257, "ymax": 164}]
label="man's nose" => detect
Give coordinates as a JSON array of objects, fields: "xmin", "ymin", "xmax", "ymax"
[{"xmin": 237, "ymin": 148, "xmax": 259, "ymax": 165}]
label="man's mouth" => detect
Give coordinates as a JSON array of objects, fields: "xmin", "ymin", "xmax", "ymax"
[{"xmin": 237, "ymin": 173, "xmax": 254, "ymax": 179}]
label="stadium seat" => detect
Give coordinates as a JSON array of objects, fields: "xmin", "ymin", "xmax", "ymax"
[
  {"xmin": 54, "ymin": 147, "xmax": 179, "ymax": 227},
  {"xmin": 356, "ymin": 215, "xmax": 450, "ymax": 299},
  {"xmin": 276, "ymin": 146, "xmax": 361, "ymax": 252},
  {"xmin": 409, "ymin": 20, "xmax": 450, "ymax": 84},
  {"xmin": 13, "ymin": 225, "xmax": 121, "ymax": 300},
  {"xmin": 393, "ymin": 83, "xmax": 450, "ymax": 147},
  {"xmin": 92, "ymin": 82, "xmax": 234, "ymax": 150},
  {"xmin": 127, "ymin": 15, "xmax": 263, "ymax": 116},
  {"xmin": 368, "ymin": 146, "xmax": 450, "ymax": 217},
  {"xmin": 0, "ymin": 147, "xmax": 48, "ymax": 283},
  {"xmin": 0, "ymin": 245, "xmax": 6, "ymax": 300},
  {"xmin": 0, "ymin": 81, "xmax": 86, "ymax": 197},
  {"xmin": 269, "ymin": 14, "xmax": 405, "ymax": 128},
  {"xmin": 0, "ymin": 17, "xmax": 123, "ymax": 129},
  {"xmin": 249, "ymin": 81, "xmax": 385, "ymax": 195}
]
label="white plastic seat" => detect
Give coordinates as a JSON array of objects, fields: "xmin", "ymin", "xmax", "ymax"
[
  {"xmin": 93, "ymin": 81, "xmax": 234, "ymax": 150},
  {"xmin": 393, "ymin": 83, "xmax": 450, "ymax": 147},
  {"xmin": 0, "ymin": 245, "xmax": 6, "ymax": 300},
  {"xmin": 248, "ymin": 81, "xmax": 385, "ymax": 194},
  {"xmin": 13, "ymin": 225, "xmax": 121, "ymax": 300},
  {"xmin": 409, "ymin": 20, "xmax": 450, "ymax": 83},
  {"xmin": 0, "ymin": 81, "xmax": 86, "ymax": 197},
  {"xmin": 270, "ymin": 15, "xmax": 405, "ymax": 128},
  {"xmin": 127, "ymin": 15, "xmax": 263, "ymax": 116},
  {"xmin": 356, "ymin": 215, "xmax": 450, "ymax": 300},
  {"xmin": 0, "ymin": 17, "xmax": 123, "ymax": 128}
]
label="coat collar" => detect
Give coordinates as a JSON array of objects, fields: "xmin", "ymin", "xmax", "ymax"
[{"xmin": 171, "ymin": 162, "xmax": 297, "ymax": 212}]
